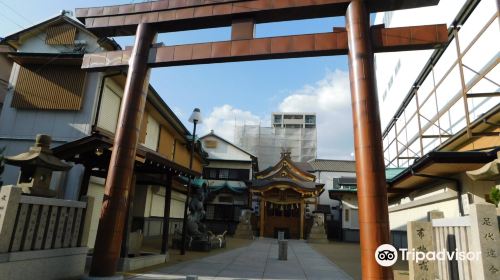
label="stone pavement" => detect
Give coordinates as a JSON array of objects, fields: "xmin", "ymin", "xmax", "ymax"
[{"xmin": 127, "ymin": 238, "xmax": 353, "ymax": 280}]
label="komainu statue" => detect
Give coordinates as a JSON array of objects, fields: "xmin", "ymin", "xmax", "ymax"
[
  {"xmin": 239, "ymin": 209, "xmax": 252, "ymax": 225},
  {"xmin": 308, "ymin": 212, "xmax": 328, "ymax": 243},
  {"xmin": 174, "ymin": 183, "xmax": 227, "ymax": 251},
  {"xmin": 234, "ymin": 208, "xmax": 254, "ymax": 239}
]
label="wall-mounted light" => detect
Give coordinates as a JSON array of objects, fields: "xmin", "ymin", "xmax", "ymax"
[{"xmin": 95, "ymin": 146, "xmax": 104, "ymax": 156}]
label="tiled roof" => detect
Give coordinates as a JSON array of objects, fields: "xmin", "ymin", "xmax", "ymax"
[
  {"xmin": 293, "ymin": 161, "xmax": 314, "ymax": 173},
  {"xmin": 250, "ymin": 178, "xmax": 322, "ymax": 190},
  {"xmin": 307, "ymin": 159, "xmax": 356, "ymax": 172}
]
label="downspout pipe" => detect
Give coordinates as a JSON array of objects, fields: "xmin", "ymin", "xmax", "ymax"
[{"xmin": 410, "ymin": 168, "xmax": 465, "ymax": 216}]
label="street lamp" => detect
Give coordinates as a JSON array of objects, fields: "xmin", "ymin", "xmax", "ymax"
[{"xmin": 180, "ymin": 108, "xmax": 202, "ymax": 255}]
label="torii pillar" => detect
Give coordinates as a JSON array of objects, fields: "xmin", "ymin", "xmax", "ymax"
[
  {"xmin": 346, "ymin": 1, "xmax": 391, "ymax": 278},
  {"xmin": 89, "ymin": 23, "xmax": 156, "ymax": 277}
]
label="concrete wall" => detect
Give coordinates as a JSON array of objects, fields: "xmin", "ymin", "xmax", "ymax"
[
  {"xmin": 0, "ymin": 46, "xmax": 14, "ymax": 112},
  {"xmin": 0, "ymin": 67, "xmax": 101, "ymax": 140},
  {"xmin": 387, "ymin": 173, "xmax": 499, "ymax": 232},
  {"xmin": 0, "ymin": 247, "xmax": 87, "ymax": 280},
  {"xmin": 132, "ymin": 185, "xmax": 186, "ymax": 219},
  {"xmin": 17, "ymin": 22, "xmax": 103, "ymax": 55},
  {"xmin": 313, "ymin": 171, "xmax": 356, "ymax": 205},
  {"xmin": 341, "ymin": 193, "xmax": 359, "ymax": 230},
  {"xmin": 202, "ymin": 134, "xmax": 254, "ymax": 162}
]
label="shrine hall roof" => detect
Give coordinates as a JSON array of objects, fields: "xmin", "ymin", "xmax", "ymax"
[{"xmin": 250, "ymin": 178, "xmax": 323, "ymax": 192}]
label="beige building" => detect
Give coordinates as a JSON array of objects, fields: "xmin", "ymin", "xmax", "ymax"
[
  {"xmin": 0, "ymin": 13, "xmax": 206, "ymax": 255},
  {"xmin": 0, "ymin": 45, "xmax": 14, "ymax": 115}
]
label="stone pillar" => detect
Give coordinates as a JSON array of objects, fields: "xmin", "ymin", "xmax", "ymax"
[
  {"xmin": 90, "ymin": 23, "xmax": 156, "ymax": 277},
  {"xmin": 469, "ymin": 203, "xmax": 500, "ymax": 280},
  {"xmin": 79, "ymin": 196, "xmax": 95, "ymax": 247},
  {"xmin": 407, "ymin": 221, "xmax": 436, "ymax": 280},
  {"xmin": 346, "ymin": 1, "xmax": 392, "ymax": 278},
  {"xmin": 259, "ymin": 199, "xmax": 265, "ymax": 237},
  {"xmin": 0, "ymin": 186, "xmax": 22, "ymax": 253},
  {"xmin": 300, "ymin": 200, "xmax": 305, "ymax": 240}
]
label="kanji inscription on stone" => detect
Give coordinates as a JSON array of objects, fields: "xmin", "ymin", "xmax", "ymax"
[
  {"xmin": 0, "ymin": 186, "xmax": 22, "ymax": 253},
  {"xmin": 407, "ymin": 221, "xmax": 435, "ymax": 279},
  {"xmin": 469, "ymin": 203, "xmax": 500, "ymax": 280}
]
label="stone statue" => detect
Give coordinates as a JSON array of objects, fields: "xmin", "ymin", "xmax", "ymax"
[
  {"xmin": 234, "ymin": 208, "xmax": 254, "ymax": 239},
  {"xmin": 174, "ymin": 183, "xmax": 227, "ymax": 250},
  {"xmin": 308, "ymin": 212, "xmax": 328, "ymax": 243},
  {"xmin": 239, "ymin": 209, "xmax": 252, "ymax": 225},
  {"xmin": 313, "ymin": 212, "xmax": 325, "ymax": 227},
  {"xmin": 186, "ymin": 184, "xmax": 209, "ymax": 240}
]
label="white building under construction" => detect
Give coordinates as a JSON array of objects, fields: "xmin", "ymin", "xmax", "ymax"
[{"xmin": 234, "ymin": 113, "xmax": 317, "ymax": 169}]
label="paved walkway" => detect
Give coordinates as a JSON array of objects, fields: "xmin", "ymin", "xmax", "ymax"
[{"xmin": 128, "ymin": 238, "xmax": 353, "ymax": 280}]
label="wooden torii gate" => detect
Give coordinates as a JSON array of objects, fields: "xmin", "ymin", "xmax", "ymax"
[{"xmin": 75, "ymin": 0, "xmax": 447, "ymax": 278}]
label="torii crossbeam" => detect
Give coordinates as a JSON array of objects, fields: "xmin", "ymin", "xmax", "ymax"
[{"xmin": 75, "ymin": 0, "xmax": 447, "ymax": 279}]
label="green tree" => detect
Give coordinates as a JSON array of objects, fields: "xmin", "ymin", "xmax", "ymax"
[
  {"xmin": 0, "ymin": 147, "xmax": 5, "ymax": 186},
  {"xmin": 490, "ymin": 187, "xmax": 500, "ymax": 207}
]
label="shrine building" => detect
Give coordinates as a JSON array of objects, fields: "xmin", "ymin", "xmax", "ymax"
[{"xmin": 250, "ymin": 152, "xmax": 324, "ymax": 239}]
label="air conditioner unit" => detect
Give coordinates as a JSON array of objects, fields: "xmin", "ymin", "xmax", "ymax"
[{"xmin": 74, "ymin": 40, "xmax": 87, "ymax": 45}]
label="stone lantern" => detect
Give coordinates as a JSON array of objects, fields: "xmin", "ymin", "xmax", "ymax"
[{"xmin": 5, "ymin": 134, "xmax": 71, "ymax": 197}]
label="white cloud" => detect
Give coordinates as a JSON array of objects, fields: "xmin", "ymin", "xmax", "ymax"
[
  {"xmin": 278, "ymin": 69, "xmax": 354, "ymax": 159},
  {"xmin": 201, "ymin": 69, "xmax": 355, "ymax": 160},
  {"xmin": 200, "ymin": 105, "xmax": 261, "ymax": 142}
]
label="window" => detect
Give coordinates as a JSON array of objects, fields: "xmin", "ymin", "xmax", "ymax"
[
  {"xmin": 273, "ymin": 115, "xmax": 282, "ymax": 123},
  {"xmin": 203, "ymin": 168, "xmax": 250, "ymax": 181},
  {"xmin": 284, "ymin": 114, "xmax": 303, "ymax": 119},
  {"xmin": 206, "ymin": 205, "xmax": 215, "ymax": 220},
  {"xmin": 209, "ymin": 169, "xmax": 217, "ymax": 179},
  {"xmin": 345, "ymin": 209, "xmax": 350, "ymax": 222},
  {"xmin": 219, "ymin": 169, "xmax": 229, "ymax": 179},
  {"xmin": 204, "ymin": 140, "xmax": 217, "ymax": 148},
  {"xmin": 12, "ymin": 64, "xmax": 86, "ymax": 110},
  {"xmin": 144, "ymin": 115, "xmax": 160, "ymax": 150},
  {"xmin": 97, "ymin": 85, "xmax": 121, "ymax": 133},
  {"xmin": 305, "ymin": 115, "xmax": 316, "ymax": 124}
]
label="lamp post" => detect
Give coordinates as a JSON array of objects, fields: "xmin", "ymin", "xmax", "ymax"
[{"xmin": 180, "ymin": 108, "xmax": 202, "ymax": 255}]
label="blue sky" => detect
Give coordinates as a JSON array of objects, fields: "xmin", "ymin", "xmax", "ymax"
[{"xmin": 0, "ymin": 0, "xmax": 357, "ymax": 160}]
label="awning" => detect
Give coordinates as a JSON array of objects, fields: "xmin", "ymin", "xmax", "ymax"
[
  {"xmin": 387, "ymin": 148, "xmax": 499, "ymax": 198},
  {"xmin": 207, "ymin": 180, "xmax": 247, "ymax": 194}
]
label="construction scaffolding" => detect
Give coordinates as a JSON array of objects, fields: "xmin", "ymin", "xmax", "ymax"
[
  {"xmin": 234, "ymin": 124, "xmax": 317, "ymax": 169},
  {"xmin": 381, "ymin": 0, "xmax": 500, "ymax": 168}
]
